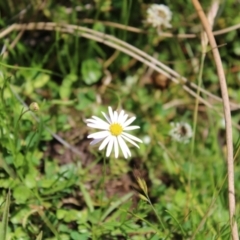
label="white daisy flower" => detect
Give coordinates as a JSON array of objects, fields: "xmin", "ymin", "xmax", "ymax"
[
  {"xmin": 146, "ymin": 4, "xmax": 172, "ymax": 29},
  {"xmin": 86, "ymin": 107, "xmax": 142, "ymax": 158},
  {"xmin": 169, "ymin": 122, "xmax": 193, "ymax": 144}
]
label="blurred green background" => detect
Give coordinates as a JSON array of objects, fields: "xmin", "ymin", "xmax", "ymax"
[{"xmin": 0, "ymin": 0, "xmax": 240, "ymax": 239}]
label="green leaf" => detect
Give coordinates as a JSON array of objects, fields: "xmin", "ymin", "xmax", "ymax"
[
  {"xmin": 70, "ymin": 231, "xmax": 86, "ymax": 240},
  {"xmin": 64, "ymin": 210, "xmax": 82, "ymax": 222},
  {"xmin": 233, "ymin": 42, "xmax": 240, "ymax": 56},
  {"xmin": 56, "ymin": 209, "xmax": 67, "ymax": 220},
  {"xmin": 15, "ymin": 153, "xmax": 24, "ymax": 168},
  {"xmin": 76, "ymin": 91, "xmax": 95, "ymax": 110},
  {"xmin": 59, "ymin": 74, "xmax": 78, "ymax": 99},
  {"xmin": 101, "ymin": 192, "xmax": 134, "ymax": 221},
  {"xmin": 11, "ymin": 207, "xmax": 30, "ymax": 224},
  {"xmin": 24, "ymin": 173, "xmax": 37, "ymax": 189},
  {"xmin": 13, "ymin": 184, "xmax": 32, "ymax": 204},
  {"xmin": 79, "ymin": 182, "xmax": 94, "ymax": 212},
  {"xmin": 81, "ymin": 59, "xmax": 102, "ymax": 85},
  {"xmin": 34, "ymin": 73, "xmax": 50, "ymax": 88}
]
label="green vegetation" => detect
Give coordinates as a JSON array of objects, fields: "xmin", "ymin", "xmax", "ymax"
[{"xmin": 0, "ymin": 0, "xmax": 240, "ymax": 239}]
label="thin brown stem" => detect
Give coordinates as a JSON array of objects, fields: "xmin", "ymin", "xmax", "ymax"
[
  {"xmin": 80, "ymin": 18, "xmax": 240, "ymax": 38},
  {"xmin": 191, "ymin": 1, "xmax": 239, "ymax": 239},
  {"xmin": 1, "ymin": 22, "xmax": 240, "ymax": 111}
]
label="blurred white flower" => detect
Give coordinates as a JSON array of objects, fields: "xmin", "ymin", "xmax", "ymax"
[
  {"xmin": 169, "ymin": 122, "xmax": 193, "ymax": 144},
  {"xmin": 86, "ymin": 106, "xmax": 142, "ymax": 158},
  {"xmin": 146, "ymin": 4, "xmax": 172, "ymax": 30},
  {"xmin": 142, "ymin": 135, "xmax": 151, "ymax": 144}
]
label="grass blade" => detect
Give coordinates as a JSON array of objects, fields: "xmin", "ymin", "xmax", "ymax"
[
  {"xmin": 0, "ymin": 190, "xmax": 11, "ymax": 240},
  {"xmin": 36, "ymin": 231, "xmax": 43, "ymax": 240}
]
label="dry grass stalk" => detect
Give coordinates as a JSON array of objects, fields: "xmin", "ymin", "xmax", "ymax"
[{"xmin": 192, "ymin": 0, "xmax": 239, "ymax": 239}]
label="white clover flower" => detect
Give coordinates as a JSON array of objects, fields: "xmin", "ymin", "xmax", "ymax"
[
  {"xmin": 146, "ymin": 4, "xmax": 172, "ymax": 30},
  {"xmin": 169, "ymin": 122, "xmax": 193, "ymax": 144},
  {"xmin": 86, "ymin": 107, "xmax": 142, "ymax": 158}
]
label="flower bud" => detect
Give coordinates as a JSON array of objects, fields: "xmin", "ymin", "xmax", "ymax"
[{"xmin": 29, "ymin": 102, "xmax": 39, "ymax": 112}]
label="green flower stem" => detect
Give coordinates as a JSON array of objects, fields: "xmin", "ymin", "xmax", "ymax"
[{"xmin": 147, "ymin": 196, "xmax": 166, "ymax": 231}]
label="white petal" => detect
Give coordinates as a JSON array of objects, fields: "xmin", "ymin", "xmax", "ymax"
[
  {"xmin": 101, "ymin": 112, "xmax": 111, "ymax": 124},
  {"xmin": 91, "ymin": 116, "xmax": 109, "ymax": 126},
  {"xmin": 87, "ymin": 117, "xmax": 109, "ymax": 129},
  {"xmin": 121, "ymin": 134, "xmax": 140, "ymax": 148},
  {"xmin": 86, "ymin": 118, "xmax": 97, "ymax": 123},
  {"xmin": 90, "ymin": 138, "xmax": 103, "ymax": 145},
  {"xmin": 113, "ymin": 110, "xmax": 118, "ymax": 122},
  {"xmin": 108, "ymin": 107, "xmax": 114, "ymax": 123},
  {"xmin": 87, "ymin": 123, "xmax": 109, "ymax": 130},
  {"xmin": 124, "ymin": 126, "xmax": 140, "ymax": 131},
  {"xmin": 121, "ymin": 132, "xmax": 142, "ymax": 143},
  {"xmin": 113, "ymin": 137, "xmax": 119, "ymax": 158},
  {"xmin": 88, "ymin": 131, "xmax": 110, "ymax": 139},
  {"xmin": 86, "ymin": 116, "xmax": 97, "ymax": 121},
  {"xmin": 106, "ymin": 137, "xmax": 114, "ymax": 157},
  {"xmin": 117, "ymin": 110, "xmax": 125, "ymax": 123},
  {"xmin": 118, "ymin": 136, "xmax": 131, "ymax": 158},
  {"xmin": 120, "ymin": 113, "xmax": 129, "ymax": 125},
  {"xmin": 122, "ymin": 116, "xmax": 136, "ymax": 127},
  {"xmin": 99, "ymin": 135, "xmax": 111, "ymax": 150}
]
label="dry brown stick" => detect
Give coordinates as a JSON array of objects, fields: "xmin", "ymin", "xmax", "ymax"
[
  {"xmin": 0, "ymin": 22, "xmax": 214, "ymax": 109},
  {"xmin": 81, "ymin": 18, "xmax": 240, "ymax": 38},
  {"xmin": 2, "ymin": 28, "xmax": 25, "ymax": 59},
  {"xmin": 191, "ymin": 1, "xmax": 239, "ymax": 239},
  {"xmin": 1, "ymin": 22, "xmax": 240, "ymax": 111}
]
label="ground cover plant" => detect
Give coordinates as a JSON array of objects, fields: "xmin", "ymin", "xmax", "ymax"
[{"xmin": 0, "ymin": 0, "xmax": 240, "ymax": 239}]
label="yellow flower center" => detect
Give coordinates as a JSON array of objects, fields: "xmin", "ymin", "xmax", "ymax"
[{"xmin": 109, "ymin": 123, "xmax": 123, "ymax": 136}]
